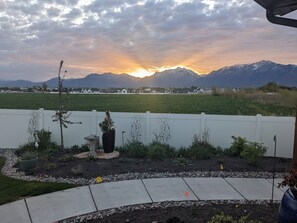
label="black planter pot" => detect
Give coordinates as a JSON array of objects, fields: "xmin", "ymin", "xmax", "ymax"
[
  {"xmin": 102, "ymin": 129, "xmax": 115, "ymax": 153},
  {"xmin": 278, "ymin": 188, "xmax": 297, "ymax": 223}
]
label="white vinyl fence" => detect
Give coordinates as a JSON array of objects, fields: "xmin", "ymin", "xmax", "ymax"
[{"xmin": 0, "ymin": 109, "xmax": 295, "ymax": 158}]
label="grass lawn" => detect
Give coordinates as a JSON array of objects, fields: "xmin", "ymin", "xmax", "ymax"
[
  {"xmin": 0, "ymin": 93, "xmax": 294, "ymax": 116},
  {"xmin": 0, "ymin": 156, "xmax": 76, "ymax": 205}
]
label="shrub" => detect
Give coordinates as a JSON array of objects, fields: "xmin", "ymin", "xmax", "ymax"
[
  {"xmin": 58, "ymin": 154, "xmax": 77, "ymax": 162},
  {"xmin": 279, "ymin": 169, "xmax": 297, "ymax": 197},
  {"xmin": 15, "ymin": 143, "xmax": 36, "ymax": 157},
  {"xmin": 68, "ymin": 144, "xmax": 89, "ymax": 153},
  {"xmin": 147, "ymin": 141, "xmax": 176, "ymax": 160},
  {"xmin": 208, "ymin": 212, "xmax": 261, "ymax": 223},
  {"xmin": 21, "ymin": 151, "xmax": 38, "ymax": 160},
  {"xmin": 45, "ymin": 163, "xmax": 57, "ymax": 170},
  {"xmin": 176, "ymin": 147, "xmax": 188, "ymax": 157},
  {"xmin": 125, "ymin": 140, "xmax": 147, "ymax": 158},
  {"xmin": 36, "ymin": 129, "xmax": 52, "ymax": 150},
  {"xmin": 71, "ymin": 164, "xmax": 83, "ymax": 175},
  {"xmin": 175, "ymin": 155, "xmax": 190, "ymax": 166},
  {"xmin": 187, "ymin": 134, "xmax": 217, "ymax": 160},
  {"xmin": 86, "ymin": 154, "xmax": 96, "ymax": 161},
  {"xmin": 226, "ymin": 136, "xmax": 247, "ymax": 157},
  {"xmin": 188, "ymin": 145, "xmax": 212, "ymax": 160},
  {"xmin": 240, "ymin": 142, "xmax": 267, "ymax": 165}
]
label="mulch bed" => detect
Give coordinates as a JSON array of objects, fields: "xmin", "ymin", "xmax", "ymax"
[
  {"xmin": 30, "ymin": 149, "xmax": 293, "ymax": 179},
  {"xmin": 87, "ymin": 203, "xmax": 279, "ymax": 223}
]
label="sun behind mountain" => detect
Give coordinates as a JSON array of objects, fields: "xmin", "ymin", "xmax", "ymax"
[{"xmin": 129, "ymin": 65, "xmax": 195, "ymax": 78}]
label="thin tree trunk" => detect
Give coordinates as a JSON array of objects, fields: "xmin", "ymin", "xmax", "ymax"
[{"xmin": 293, "ymin": 105, "xmax": 297, "ymax": 169}]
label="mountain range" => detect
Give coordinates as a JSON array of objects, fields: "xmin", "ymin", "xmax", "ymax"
[{"xmin": 1, "ymin": 60, "xmax": 297, "ymax": 88}]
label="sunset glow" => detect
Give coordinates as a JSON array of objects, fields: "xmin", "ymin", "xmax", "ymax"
[
  {"xmin": 129, "ymin": 68, "xmax": 154, "ymax": 78},
  {"xmin": 0, "ymin": 0, "xmax": 296, "ymax": 81}
]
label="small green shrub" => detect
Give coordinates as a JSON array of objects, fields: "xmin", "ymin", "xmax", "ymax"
[
  {"xmin": 175, "ymin": 155, "xmax": 190, "ymax": 166},
  {"xmin": 240, "ymin": 142, "xmax": 267, "ymax": 165},
  {"xmin": 188, "ymin": 145, "xmax": 212, "ymax": 159},
  {"xmin": 45, "ymin": 163, "xmax": 57, "ymax": 170},
  {"xmin": 125, "ymin": 140, "xmax": 147, "ymax": 158},
  {"xmin": 36, "ymin": 129, "xmax": 52, "ymax": 150},
  {"xmin": 15, "ymin": 143, "xmax": 36, "ymax": 156},
  {"xmin": 58, "ymin": 154, "xmax": 77, "ymax": 162},
  {"xmin": 69, "ymin": 144, "xmax": 89, "ymax": 153},
  {"xmin": 226, "ymin": 136, "xmax": 247, "ymax": 157},
  {"xmin": 147, "ymin": 141, "xmax": 176, "ymax": 160},
  {"xmin": 71, "ymin": 164, "xmax": 83, "ymax": 175},
  {"xmin": 86, "ymin": 154, "xmax": 96, "ymax": 161},
  {"xmin": 21, "ymin": 151, "xmax": 38, "ymax": 160},
  {"xmin": 176, "ymin": 147, "xmax": 188, "ymax": 157},
  {"xmin": 187, "ymin": 135, "xmax": 217, "ymax": 160},
  {"xmin": 208, "ymin": 212, "xmax": 261, "ymax": 223}
]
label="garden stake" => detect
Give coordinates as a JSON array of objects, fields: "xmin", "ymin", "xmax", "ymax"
[
  {"xmin": 122, "ymin": 131, "xmax": 125, "ymax": 147},
  {"xmin": 271, "ymin": 135, "xmax": 277, "ymax": 204}
]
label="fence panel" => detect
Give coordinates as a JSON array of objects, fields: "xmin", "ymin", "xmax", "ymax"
[{"xmin": 0, "ymin": 109, "xmax": 294, "ymax": 158}]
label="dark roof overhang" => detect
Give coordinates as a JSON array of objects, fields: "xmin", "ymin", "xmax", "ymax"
[{"xmin": 254, "ymin": 0, "xmax": 297, "ymax": 28}]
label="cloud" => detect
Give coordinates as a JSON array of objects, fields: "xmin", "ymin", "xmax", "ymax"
[{"xmin": 0, "ymin": 0, "xmax": 296, "ymax": 81}]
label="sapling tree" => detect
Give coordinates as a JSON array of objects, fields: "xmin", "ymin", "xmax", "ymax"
[{"xmin": 52, "ymin": 60, "xmax": 81, "ymax": 149}]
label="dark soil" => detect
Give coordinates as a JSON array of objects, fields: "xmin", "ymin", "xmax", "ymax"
[
  {"xmin": 87, "ymin": 203, "xmax": 279, "ymax": 223},
  {"xmin": 30, "ymin": 150, "xmax": 293, "ymax": 179}
]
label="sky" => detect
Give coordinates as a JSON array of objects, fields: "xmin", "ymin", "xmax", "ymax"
[{"xmin": 0, "ymin": 0, "xmax": 297, "ymax": 81}]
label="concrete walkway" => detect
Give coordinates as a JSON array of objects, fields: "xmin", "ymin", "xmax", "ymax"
[{"xmin": 0, "ymin": 177, "xmax": 287, "ymax": 223}]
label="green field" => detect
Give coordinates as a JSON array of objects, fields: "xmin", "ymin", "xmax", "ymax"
[{"xmin": 0, "ymin": 93, "xmax": 294, "ymax": 116}]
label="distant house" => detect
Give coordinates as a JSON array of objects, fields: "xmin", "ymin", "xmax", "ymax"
[
  {"xmin": 81, "ymin": 89, "xmax": 93, "ymax": 94},
  {"xmin": 121, "ymin": 89, "xmax": 128, "ymax": 94},
  {"xmin": 193, "ymin": 87, "xmax": 205, "ymax": 94}
]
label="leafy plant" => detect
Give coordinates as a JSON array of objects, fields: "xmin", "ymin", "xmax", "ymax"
[
  {"xmin": 208, "ymin": 212, "xmax": 261, "ymax": 223},
  {"xmin": 147, "ymin": 141, "xmax": 176, "ymax": 160},
  {"xmin": 45, "ymin": 163, "xmax": 57, "ymax": 170},
  {"xmin": 240, "ymin": 142, "xmax": 267, "ymax": 165},
  {"xmin": 86, "ymin": 154, "xmax": 96, "ymax": 161},
  {"xmin": 99, "ymin": 111, "xmax": 114, "ymax": 133},
  {"xmin": 68, "ymin": 144, "xmax": 89, "ymax": 153},
  {"xmin": 175, "ymin": 155, "xmax": 190, "ymax": 166},
  {"xmin": 15, "ymin": 143, "xmax": 36, "ymax": 157},
  {"xmin": 36, "ymin": 129, "xmax": 52, "ymax": 151},
  {"xmin": 176, "ymin": 147, "xmax": 188, "ymax": 157},
  {"xmin": 279, "ymin": 169, "xmax": 297, "ymax": 197},
  {"xmin": 187, "ymin": 134, "xmax": 217, "ymax": 160},
  {"xmin": 21, "ymin": 151, "xmax": 38, "ymax": 160},
  {"xmin": 125, "ymin": 140, "xmax": 147, "ymax": 158},
  {"xmin": 58, "ymin": 154, "xmax": 77, "ymax": 162},
  {"xmin": 226, "ymin": 136, "xmax": 247, "ymax": 157},
  {"xmin": 71, "ymin": 164, "xmax": 83, "ymax": 175}
]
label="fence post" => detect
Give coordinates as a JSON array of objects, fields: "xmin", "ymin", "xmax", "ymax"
[
  {"xmin": 145, "ymin": 111, "xmax": 151, "ymax": 145},
  {"xmin": 91, "ymin": 110, "xmax": 97, "ymax": 135},
  {"xmin": 256, "ymin": 114, "xmax": 262, "ymax": 143},
  {"xmin": 201, "ymin": 112, "xmax": 206, "ymax": 133},
  {"xmin": 39, "ymin": 108, "xmax": 44, "ymax": 130}
]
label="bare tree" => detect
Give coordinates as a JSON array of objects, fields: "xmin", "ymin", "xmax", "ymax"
[{"xmin": 52, "ymin": 60, "xmax": 71, "ymax": 149}]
